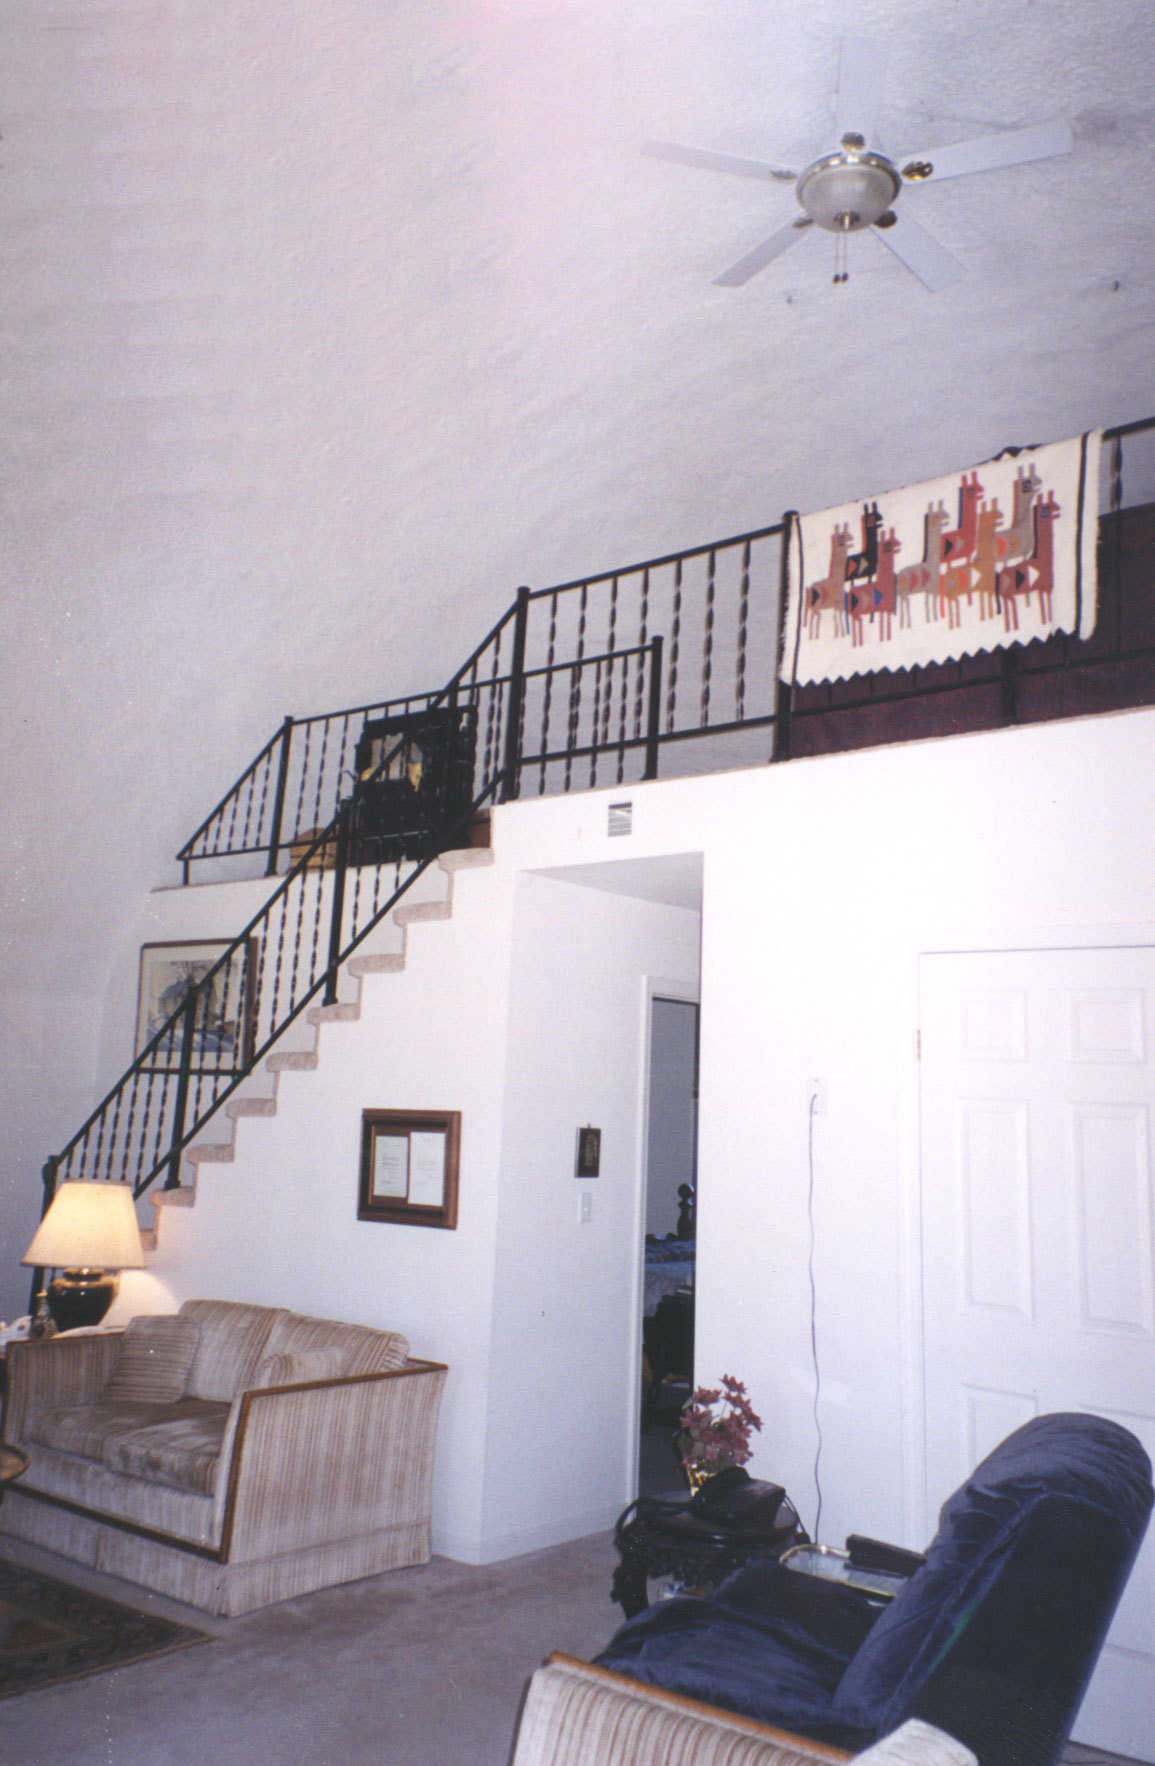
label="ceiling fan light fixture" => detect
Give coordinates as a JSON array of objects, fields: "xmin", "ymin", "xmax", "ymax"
[{"xmin": 796, "ymin": 148, "xmax": 901, "ymax": 232}]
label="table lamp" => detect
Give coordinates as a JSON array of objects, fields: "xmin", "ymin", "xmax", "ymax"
[{"xmin": 22, "ymin": 1181, "xmax": 145, "ymax": 1332}]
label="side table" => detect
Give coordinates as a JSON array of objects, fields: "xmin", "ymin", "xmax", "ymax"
[{"xmin": 611, "ymin": 1486, "xmax": 807, "ymax": 1618}]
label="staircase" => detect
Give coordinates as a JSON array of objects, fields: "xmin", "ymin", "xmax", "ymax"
[{"xmin": 145, "ymin": 846, "xmax": 495, "ymax": 1249}]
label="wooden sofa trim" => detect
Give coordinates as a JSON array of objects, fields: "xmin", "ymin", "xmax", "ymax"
[
  {"xmin": 543, "ymin": 1654, "xmax": 854, "ymax": 1764},
  {"xmin": 13, "ymin": 1355, "xmax": 449, "ymax": 1567}
]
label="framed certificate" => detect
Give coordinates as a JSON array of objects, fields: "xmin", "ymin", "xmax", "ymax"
[{"xmin": 358, "ymin": 1109, "xmax": 460, "ymax": 1229}]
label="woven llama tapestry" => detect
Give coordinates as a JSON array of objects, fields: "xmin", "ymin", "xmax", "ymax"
[{"xmin": 780, "ymin": 430, "xmax": 1101, "ymax": 686}]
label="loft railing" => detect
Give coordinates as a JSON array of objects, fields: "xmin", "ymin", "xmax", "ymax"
[
  {"xmin": 177, "ymin": 415, "xmax": 1155, "ymax": 884},
  {"xmin": 177, "ymin": 521, "xmax": 788, "ymax": 881}
]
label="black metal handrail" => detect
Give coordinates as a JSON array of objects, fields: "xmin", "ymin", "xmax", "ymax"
[
  {"xmin": 176, "ymin": 518, "xmax": 787, "ymax": 879},
  {"xmin": 40, "ymin": 625, "xmax": 667, "ymax": 1217}
]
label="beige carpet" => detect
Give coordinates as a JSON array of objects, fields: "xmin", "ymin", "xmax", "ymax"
[{"xmin": 0, "ymin": 1532, "xmax": 1144, "ymax": 1766}]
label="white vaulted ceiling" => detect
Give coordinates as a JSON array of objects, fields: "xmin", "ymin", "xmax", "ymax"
[{"xmin": 1, "ymin": 0, "xmax": 1153, "ymax": 1150}]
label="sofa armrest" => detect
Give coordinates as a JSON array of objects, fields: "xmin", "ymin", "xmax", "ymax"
[
  {"xmin": 218, "ymin": 1357, "xmax": 448, "ymax": 1561},
  {"xmin": 3, "ymin": 1331, "xmax": 123, "ymax": 1442},
  {"xmin": 511, "ymin": 1656, "xmax": 854, "ymax": 1766},
  {"xmin": 510, "ymin": 1659, "xmax": 977, "ymax": 1766}
]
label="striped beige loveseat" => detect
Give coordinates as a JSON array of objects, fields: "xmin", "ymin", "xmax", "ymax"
[{"xmin": 0, "ymin": 1298, "xmax": 447, "ymax": 1615}]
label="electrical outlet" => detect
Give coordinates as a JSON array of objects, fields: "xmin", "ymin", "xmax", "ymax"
[
  {"xmin": 807, "ymin": 1077, "xmax": 827, "ymax": 1116},
  {"xmin": 579, "ymin": 1191, "xmax": 594, "ymax": 1224}
]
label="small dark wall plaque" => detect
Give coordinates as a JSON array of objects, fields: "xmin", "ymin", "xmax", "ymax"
[
  {"xmin": 575, "ymin": 1126, "xmax": 602, "ymax": 1178},
  {"xmin": 359, "ymin": 1109, "xmax": 460, "ymax": 1229}
]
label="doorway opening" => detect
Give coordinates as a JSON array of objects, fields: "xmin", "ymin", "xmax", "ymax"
[{"xmin": 639, "ymin": 994, "xmax": 699, "ymax": 1496}]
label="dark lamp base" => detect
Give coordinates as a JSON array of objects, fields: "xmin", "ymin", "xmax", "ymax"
[{"xmin": 48, "ymin": 1270, "xmax": 118, "ymax": 1332}]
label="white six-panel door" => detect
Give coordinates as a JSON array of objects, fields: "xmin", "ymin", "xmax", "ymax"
[{"xmin": 920, "ymin": 947, "xmax": 1155, "ymax": 1760}]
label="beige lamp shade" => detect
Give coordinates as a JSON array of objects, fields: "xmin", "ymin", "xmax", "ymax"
[{"xmin": 22, "ymin": 1181, "xmax": 145, "ymax": 1272}]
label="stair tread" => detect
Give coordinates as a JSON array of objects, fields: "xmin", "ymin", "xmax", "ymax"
[
  {"xmin": 151, "ymin": 1187, "xmax": 195, "ymax": 1210},
  {"xmin": 395, "ymin": 900, "xmax": 452, "ymax": 924},
  {"xmin": 439, "ymin": 848, "xmax": 495, "ymax": 872},
  {"xmin": 227, "ymin": 1096, "xmax": 278, "ymax": 1117},
  {"xmin": 267, "ymin": 1050, "xmax": 320, "ymax": 1071},
  {"xmin": 348, "ymin": 952, "xmax": 406, "ymax": 975},
  {"xmin": 307, "ymin": 1002, "xmax": 360, "ymax": 1024}
]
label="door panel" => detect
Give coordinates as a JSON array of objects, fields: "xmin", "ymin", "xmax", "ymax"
[{"xmin": 920, "ymin": 947, "xmax": 1155, "ymax": 1760}]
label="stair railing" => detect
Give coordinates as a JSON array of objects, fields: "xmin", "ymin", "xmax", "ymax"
[{"xmin": 42, "ymin": 616, "xmax": 668, "ymax": 1212}]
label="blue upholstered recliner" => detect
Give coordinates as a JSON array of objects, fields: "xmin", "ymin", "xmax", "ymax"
[{"xmin": 595, "ymin": 1413, "xmax": 1152, "ymax": 1765}]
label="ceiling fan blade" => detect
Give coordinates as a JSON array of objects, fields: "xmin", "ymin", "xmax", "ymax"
[
  {"xmin": 874, "ymin": 212, "xmax": 965, "ymax": 291},
  {"xmin": 833, "ymin": 37, "xmax": 889, "ymax": 144},
  {"xmin": 903, "ymin": 119, "xmax": 1073, "ymax": 182},
  {"xmin": 714, "ymin": 220, "xmax": 810, "ymax": 288},
  {"xmin": 642, "ymin": 141, "xmax": 796, "ymax": 182}
]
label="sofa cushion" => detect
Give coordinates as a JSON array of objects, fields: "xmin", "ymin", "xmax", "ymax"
[
  {"xmin": 263, "ymin": 1311, "xmax": 408, "ymax": 1376},
  {"xmin": 26, "ymin": 1398, "xmax": 232, "ymax": 1496},
  {"xmin": 253, "ymin": 1347, "xmax": 350, "ymax": 1387},
  {"xmin": 179, "ymin": 1300, "xmax": 283, "ymax": 1401},
  {"xmin": 105, "ymin": 1314, "xmax": 200, "ymax": 1403}
]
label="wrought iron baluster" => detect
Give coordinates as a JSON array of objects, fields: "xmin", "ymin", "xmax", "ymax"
[
  {"xmin": 308, "ymin": 716, "xmax": 335, "ymax": 840},
  {"xmin": 246, "ymin": 743, "xmax": 272, "ymax": 856},
  {"xmin": 539, "ymin": 591, "xmax": 558, "ymax": 794},
  {"xmin": 644, "ymin": 635, "xmax": 664, "ymax": 780},
  {"xmin": 292, "ymin": 723, "xmax": 314, "ymax": 845},
  {"xmin": 164, "ymin": 993, "xmax": 199, "ymax": 1191},
  {"xmin": 285, "ymin": 871, "xmax": 310, "ymax": 1025},
  {"xmin": 633, "ymin": 568, "xmax": 651, "ymax": 739},
  {"xmin": 666, "ymin": 559, "xmax": 683, "ymax": 732},
  {"xmin": 265, "ymin": 717, "xmax": 294, "ymax": 876},
  {"xmin": 324, "ymin": 800, "xmax": 353, "ymax": 1006},
  {"xmin": 600, "ymin": 577, "xmax": 618, "ymax": 753},
  {"xmin": 483, "ymin": 632, "xmax": 504, "ymax": 788},
  {"xmin": 306, "ymin": 864, "xmax": 327, "ymax": 1002},
  {"xmin": 736, "ymin": 539, "xmax": 751, "ymax": 723},
  {"xmin": 105, "ymin": 1079, "xmax": 126, "ymax": 1186},
  {"xmin": 700, "ymin": 549, "xmax": 717, "ymax": 727},
  {"xmin": 565, "ymin": 662, "xmax": 582, "ymax": 792},
  {"xmin": 616, "ymin": 651, "xmax": 630, "ymax": 783},
  {"xmin": 565, "ymin": 585, "xmax": 589, "ymax": 793},
  {"xmin": 221, "ymin": 759, "xmax": 244, "ymax": 857},
  {"xmin": 88, "ymin": 1076, "xmax": 111, "ymax": 1182},
  {"xmin": 121, "ymin": 1065, "xmax": 143, "ymax": 1192},
  {"xmin": 501, "ymin": 587, "xmax": 530, "ymax": 804},
  {"xmin": 589, "ymin": 660, "xmax": 603, "ymax": 788}
]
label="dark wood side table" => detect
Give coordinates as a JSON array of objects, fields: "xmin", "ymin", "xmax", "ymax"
[{"xmin": 611, "ymin": 1486, "xmax": 807, "ymax": 1618}]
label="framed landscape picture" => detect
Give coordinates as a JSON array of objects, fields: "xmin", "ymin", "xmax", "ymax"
[{"xmin": 136, "ymin": 939, "xmax": 257, "ymax": 1073}]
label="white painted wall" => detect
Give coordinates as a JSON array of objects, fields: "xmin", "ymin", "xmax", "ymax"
[
  {"xmin": 485, "ymin": 705, "xmax": 1155, "ymax": 1554},
  {"xmin": 482, "ymin": 875, "xmax": 701, "ymax": 1558}
]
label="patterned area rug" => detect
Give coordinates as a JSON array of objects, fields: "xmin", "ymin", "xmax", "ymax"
[{"xmin": 0, "ymin": 1560, "xmax": 206, "ymax": 1699}]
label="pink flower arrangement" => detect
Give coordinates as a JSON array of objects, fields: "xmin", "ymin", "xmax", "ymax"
[{"xmin": 678, "ymin": 1374, "xmax": 762, "ymax": 1476}]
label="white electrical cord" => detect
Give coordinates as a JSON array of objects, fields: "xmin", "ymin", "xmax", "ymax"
[{"xmin": 807, "ymin": 1090, "xmax": 825, "ymax": 1541}]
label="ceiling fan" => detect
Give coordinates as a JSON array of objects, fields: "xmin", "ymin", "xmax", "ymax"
[{"xmin": 643, "ymin": 39, "xmax": 1073, "ymax": 290}]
